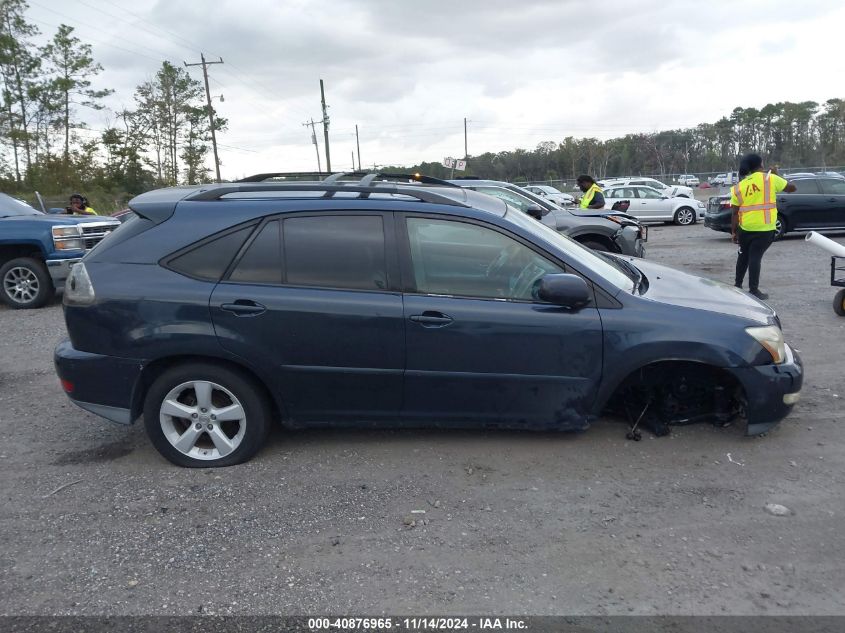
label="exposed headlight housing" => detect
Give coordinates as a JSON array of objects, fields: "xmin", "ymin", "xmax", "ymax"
[
  {"xmin": 746, "ymin": 325, "xmax": 786, "ymax": 364},
  {"xmin": 52, "ymin": 225, "xmax": 84, "ymax": 251}
]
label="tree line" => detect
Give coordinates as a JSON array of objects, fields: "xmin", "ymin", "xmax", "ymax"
[
  {"xmin": 3, "ymin": 0, "xmax": 845, "ymax": 211},
  {"xmin": 0, "ymin": 0, "xmax": 222, "ymax": 211},
  {"xmin": 388, "ymin": 99, "xmax": 845, "ymax": 184}
]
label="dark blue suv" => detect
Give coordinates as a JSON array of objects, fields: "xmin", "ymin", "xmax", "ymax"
[{"xmin": 54, "ymin": 174, "xmax": 803, "ymax": 467}]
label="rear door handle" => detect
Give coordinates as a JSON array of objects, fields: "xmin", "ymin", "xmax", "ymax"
[
  {"xmin": 221, "ymin": 300, "xmax": 266, "ymax": 316},
  {"xmin": 409, "ymin": 311, "xmax": 453, "ymax": 327}
]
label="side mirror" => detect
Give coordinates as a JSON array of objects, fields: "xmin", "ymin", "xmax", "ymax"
[
  {"xmin": 537, "ymin": 274, "xmax": 591, "ymax": 309},
  {"xmin": 526, "ymin": 204, "xmax": 549, "ymax": 219}
]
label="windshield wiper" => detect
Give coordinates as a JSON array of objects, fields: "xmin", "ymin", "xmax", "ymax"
[{"xmin": 594, "ymin": 250, "xmax": 644, "ymax": 293}]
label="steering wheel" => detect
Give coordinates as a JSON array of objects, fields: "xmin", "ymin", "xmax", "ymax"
[{"xmin": 486, "ymin": 245, "xmax": 518, "ymax": 279}]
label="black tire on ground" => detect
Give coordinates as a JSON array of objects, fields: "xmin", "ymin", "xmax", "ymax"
[
  {"xmin": 774, "ymin": 217, "xmax": 787, "ymax": 240},
  {"xmin": 834, "ymin": 289, "xmax": 845, "ymax": 317},
  {"xmin": 143, "ymin": 362, "xmax": 271, "ymax": 468},
  {"xmin": 0, "ymin": 257, "xmax": 54, "ymax": 309},
  {"xmin": 673, "ymin": 207, "xmax": 696, "ymax": 226},
  {"xmin": 580, "ymin": 239, "xmax": 610, "ymax": 252}
]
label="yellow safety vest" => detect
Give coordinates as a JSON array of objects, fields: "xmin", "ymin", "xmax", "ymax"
[
  {"xmin": 732, "ymin": 173, "xmax": 776, "ymax": 232},
  {"xmin": 580, "ymin": 183, "xmax": 602, "ymax": 209}
]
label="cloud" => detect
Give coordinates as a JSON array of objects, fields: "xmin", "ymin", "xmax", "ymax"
[{"xmin": 20, "ymin": 0, "xmax": 845, "ymax": 174}]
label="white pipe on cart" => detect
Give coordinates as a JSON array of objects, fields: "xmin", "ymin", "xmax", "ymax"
[{"xmin": 805, "ymin": 231, "xmax": 845, "ymax": 257}]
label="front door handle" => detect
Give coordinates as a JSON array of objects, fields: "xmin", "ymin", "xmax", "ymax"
[
  {"xmin": 221, "ymin": 300, "xmax": 266, "ymax": 316},
  {"xmin": 409, "ymin": 311, "xmax": 453, "ymax": 327}
]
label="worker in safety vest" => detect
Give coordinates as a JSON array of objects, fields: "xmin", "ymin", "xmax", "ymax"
[
  {"xmin": 730, "ymin": 153, "xmax": 795, "ymax": 300},
  {"xmin": 577, "ymin": 175, "xmax": 605, "ymax": 210},
  {"xmin": 68, "ymin": 193, "xmax": 98, "ymax": 216}
]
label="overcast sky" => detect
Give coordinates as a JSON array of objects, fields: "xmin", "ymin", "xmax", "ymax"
[{"xmin": 24, "ymin": 0, "xmax": 845, "ymax": 179}]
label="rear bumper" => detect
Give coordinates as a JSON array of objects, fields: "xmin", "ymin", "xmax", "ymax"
[
  {"xmin": 728, "ymin": 344, "xmax": 803, "ymax": 435},
  {"xmin": 704, "ymin": 212, "xmax": 732, "ymax": 233},
  {"xmin": 54, "ymin": 339, "xmax": 143, "ymax": 425}
]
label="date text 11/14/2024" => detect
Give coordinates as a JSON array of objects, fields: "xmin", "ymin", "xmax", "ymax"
[{"xmin": 308, "ymin": 617, "xmax": 528, "ymax": 631}]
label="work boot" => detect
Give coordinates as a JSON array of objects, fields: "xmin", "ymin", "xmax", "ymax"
[{"xmin": 749, "ymin": 288, "xmax": 769, "ymax": 300}]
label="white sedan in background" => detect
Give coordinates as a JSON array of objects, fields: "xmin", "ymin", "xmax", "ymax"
[
  {"xmin": 600, "ymin": 177, "xmax": 694, "ymax": 199},
  {"xmin": 602, "ymin": 185, "xmax": 705, "ymax": 225},
  {"xmin": 523, "ymin": 185, "xmax": 575, "ymax": 206}
]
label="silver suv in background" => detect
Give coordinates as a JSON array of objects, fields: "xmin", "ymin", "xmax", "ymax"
[{"xmin": 448, "ymin": 179, "xmax": 646, "ymax": 257}]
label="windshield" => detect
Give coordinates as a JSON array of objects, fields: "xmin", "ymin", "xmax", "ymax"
[
  {"xmin": 0, "ymin": 193, "xmax": 41, "ymax": 217},
  {"xmin": 504, "ymin": 204, "xmax": 636, "ymax": 291}
]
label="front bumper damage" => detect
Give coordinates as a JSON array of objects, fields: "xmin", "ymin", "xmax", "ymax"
[
  {"xmin": 613, "ymin": 224, "xmax": 646, "ymax": 258},
  {"xmin": 728, "ymin": 344, "xmax": 803, "ymax": 435}
]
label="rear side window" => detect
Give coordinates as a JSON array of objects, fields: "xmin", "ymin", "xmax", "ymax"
[
  {"xmin": 229, "ymin": 221, "xmax": 282, "ymax": 284},
  {"xmin": 283, "ymin": 215, "xmax": 387, "ymax": 291},
  {"xmin": 167, "ymin": 226, "xmax": 254, "ymax": 281},
  {"xmin": 792, "ymin": 179, "xmax": 820, "ymax": 194},
  {"xmin": 820, "ymin": 179, "xmax": 845, "ymax": 195}
]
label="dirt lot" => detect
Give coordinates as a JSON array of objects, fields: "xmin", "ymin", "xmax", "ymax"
[{"xmin": 0, "ymin": 224, "xmax": 843, "ymax": 616}]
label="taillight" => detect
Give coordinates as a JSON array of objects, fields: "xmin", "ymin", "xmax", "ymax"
[
  {"xmin": 720, "ymin": 200, "xmax": 732, "ymax": 209},
  {"xmin": 60, "ymin": 379, "xmax": 74, "ymax": 393},
  {"xmin": 63, "ymin": 262, "xmax": 96, "ymax": 306}
]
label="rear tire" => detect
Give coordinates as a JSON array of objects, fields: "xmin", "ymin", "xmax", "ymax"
[
  {"xmin": 673, "ymin": 207, "xmax": 696, "ymax": 226},
  {"xmin": 774, "ymin": 217, "xmax": 787, "ymax": 239},
  {"xmin": 143, "ymin": 363, "xmax": 271, "ymax": 468},
  {"xmin": 834, "ymin": 289, "xmax": 845, "ymax": 317},
  {"xmin": 0, "ymin": 257, "xmax": 54, "ymax": 309}
]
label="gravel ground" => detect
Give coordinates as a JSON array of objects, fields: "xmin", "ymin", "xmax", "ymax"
[{"xmin": 0, "ymin": 224, "xmax": 843, "ymax": 616}]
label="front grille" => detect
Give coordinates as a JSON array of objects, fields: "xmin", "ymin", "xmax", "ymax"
[{"xmin": 79, "ymin": 222, "xmax": 119, "ymax": 250}]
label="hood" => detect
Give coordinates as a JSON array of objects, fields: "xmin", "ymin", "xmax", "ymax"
[
  {"xmin": 626, "ymin": 257, "xmax": 775, "ymax": 324},
  {"xmin": 2, "ymin": 214, "xmax": 119, "ymax": 227}
]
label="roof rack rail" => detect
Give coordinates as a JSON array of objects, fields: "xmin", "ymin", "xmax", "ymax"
[
  {"xmin": 236, "ymin": 172, "xmax": 330, "ymax": 183},
  {"xmin": 183, "ymin": 183, "xmax": 470, "ymax": 207},
  {"xmin": 239, "ymin": 171, "xmax": 458, "ymax": 187}
]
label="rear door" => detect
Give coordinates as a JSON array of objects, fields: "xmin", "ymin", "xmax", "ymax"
[
  {"xmin": 780, "ymin": 179, "xmax": 821, "ymax": 230},
  {"xmin": 397, "ymin": 214, "xmax": 603, "ymax": 429},
  {"xmin": 210, "ymin": 213, "xmax": 405, "ymax": 424},
  {"xmin": 818, "ymin": 179, "xmax": 845, "ymax": 229}
]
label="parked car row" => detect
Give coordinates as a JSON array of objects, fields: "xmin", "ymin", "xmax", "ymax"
[
  {"xmin": 53, "ymin": 172, "xmax": 803, "ymax": 467},
  {"xmin": 704, "ymin": 174, "xmax": 845, "ymax": 238}
]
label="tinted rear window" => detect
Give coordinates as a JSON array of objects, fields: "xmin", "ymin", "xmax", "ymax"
[
  {"xmin": 792, "ymin": 179, "xmax": 821, "ymax": 194},
  {"xmin": 283, "ymin": 215, "xmax": 387, "ymax": 291},
  {"xmin": 820, "ymin": 179, "xmax": 845, "ymax": 195},
  {"xmin": 168, "ymin": 226, "xmax": 254, "ymax": 281},
  {"xmin": 229, "ymin": 221, "xmax": 282, "ymax": 284}
]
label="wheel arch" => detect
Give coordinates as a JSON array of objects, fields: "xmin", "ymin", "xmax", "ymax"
[{"xmin": 130, "ymin": 354, "xmax": 286, "ymax": 426}]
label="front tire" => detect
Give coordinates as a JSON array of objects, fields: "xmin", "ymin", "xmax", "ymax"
[
  {"xmin": 580, "ymin": 239, "xmax": 610, "ymax": 252},
  {"xmin": 143, "ymin": 363, "xmax": 271, "ymax": 467},
  {"xmin": 673, "ymin": 207, "xmax": 696, "ymax": 226},
  {"xmin": 0, "ymin": 257, "xmax": 54, "ymax": 309}
]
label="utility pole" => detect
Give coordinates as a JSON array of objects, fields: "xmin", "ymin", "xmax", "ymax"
[
  {"xmin": 464, "ymin": 117, "xmax": 468, "ymax": 159},
  {"xmin": 320, "ymin": 79, "xmax": 331, "ymax": 172},
  {"xmin": 184, "ymin": 54, "xmax": 224, "ymax": 182},
  {"xmin": 355, "ymin": 124, "xmax": 361, "ymax": 171},
  {"xmin": 351, "ymin": 151, "xmax": 355, "ymax": 170},
  {"xmin": 302, "ymin": 118, "xmax": 321, "ymax": 172}
]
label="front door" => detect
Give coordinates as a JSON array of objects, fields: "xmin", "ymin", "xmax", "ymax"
[
  {"xmin": 211, "ymin": 214, "xmax": 405, "ymax": 424},
  {"xmin": 398, "ymin": 215, "xmax": 604, "ymax": 429}
]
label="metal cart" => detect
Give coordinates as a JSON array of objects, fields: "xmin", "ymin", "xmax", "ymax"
[{"xmin": 832, "ymin": 256, "xmax": 845, "ymax": 316}]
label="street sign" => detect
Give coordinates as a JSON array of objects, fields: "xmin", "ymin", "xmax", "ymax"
[
  {"xmin": 455, "ymin": 160, "xmax": 466, "ymax": 171},
  {"xmin": 442, "ymin": 157, "xmax": 455, "ymax": 168}
]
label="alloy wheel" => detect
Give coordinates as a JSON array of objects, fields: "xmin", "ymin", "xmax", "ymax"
[
  {"xmin": 159, "ymin": 380, "xmax": 247, "ymax": 461},
  {"xmin": 3, "ymin": 266, "xmax": 40, "ymax": 304}
]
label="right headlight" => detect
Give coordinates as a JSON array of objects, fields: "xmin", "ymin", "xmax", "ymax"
[{"xmin": 746, "ymin": 325, "xmax": 786, "ymax": 364}]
